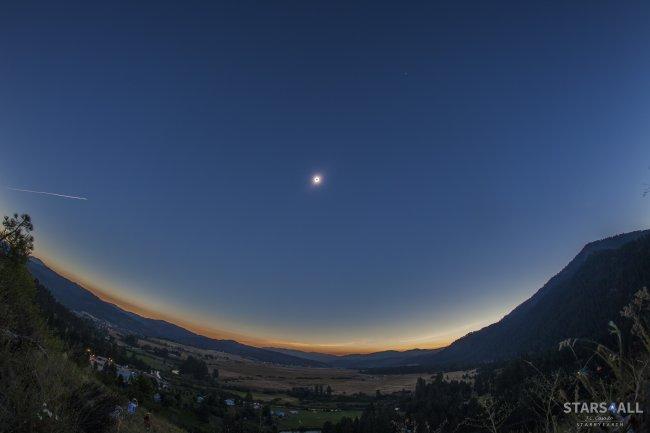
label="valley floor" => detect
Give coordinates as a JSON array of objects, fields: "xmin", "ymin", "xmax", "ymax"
[{"xmin": 144, "ymin": 336, "xmax": 432, "ymax": 395}]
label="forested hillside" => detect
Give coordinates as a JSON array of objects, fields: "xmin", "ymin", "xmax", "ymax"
[
  {"xmin": 0, "ymin": 214, "xmax": 120, "ymax": 432},
  {"xmin": 415, "ymin": 230, "xmax": 650, "ymax": 366},
  {"xmin": 0, "ymin": 214, "xmax": 187, "ymax": 433},
  {"xmin": 325, "ymin": 287, "xmax": 650, "ymax": 432}
]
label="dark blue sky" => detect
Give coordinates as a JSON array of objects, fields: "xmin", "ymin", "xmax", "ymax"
[{"xmin": 1, "ymin": 1, "xmax": 649, "ymax": 352}]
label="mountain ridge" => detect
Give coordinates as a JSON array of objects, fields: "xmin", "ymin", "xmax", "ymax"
[
  {"xmin": 27, "ymin": 257, "xmax": 326, "ymax": 367},
  {"xmin": 412, "ymin": 229, "xmax": 650, "ymax": 366},
  {"xmin": 27, "ymin": 257, "xmax": 437, "ymax": 368},
  {"xmin": 265, "ymin": 347, "xmax": 440, "ymax": 369}
]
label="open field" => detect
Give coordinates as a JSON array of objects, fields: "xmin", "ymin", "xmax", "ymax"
[
  {"xmin": 228, "ymin": 389, "xmax": 301, "ymax": 405},
  {"xmin": 126, "ymin": 347, "xmax": 171, "ymax": 371},
  {"xmin": 276, "ymin": 408, "xmax": 362, "ymax": 430},
  {"xmin": 443, "ymin": 369, "xmax": 477, "ymax": 383},
  {"xmin": 142, "ymin": 337, "xmax": 430, "ymax": 395},
  {"xmin": 132, "ymin": 336, "xmax": 473, "ymax": 398},
  {"xmin": 221, "ymin": 367, "xmax": 424, "ymax": 395}
]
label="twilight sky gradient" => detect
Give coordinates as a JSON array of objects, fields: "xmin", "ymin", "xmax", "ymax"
[{"xmin": 1, "ymin": 1, "xmax": 650, "ymax": 353}]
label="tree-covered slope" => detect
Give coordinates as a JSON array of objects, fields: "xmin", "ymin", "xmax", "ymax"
[
  {"xmin": 0, "ymin": 218, "xmax": 119, "ymax": 432},
  {"xmin": 417, "ymin": 230, "xmax": 650, "ymax": 366}
]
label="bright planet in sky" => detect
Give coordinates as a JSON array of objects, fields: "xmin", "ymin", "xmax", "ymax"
[{"xmin": 312, "ymin": 174, "xmax": 322, "ymax": 185}]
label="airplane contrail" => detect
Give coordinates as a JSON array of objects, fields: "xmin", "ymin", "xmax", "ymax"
[{"xmin": 6, "ymin": 187, "xmax": 88, "ymax": 201}]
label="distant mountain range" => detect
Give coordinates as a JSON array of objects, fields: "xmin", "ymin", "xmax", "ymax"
[
  {"xmin": 264, "ymin": 347, "xmax": 440, "ymax": 369},
  {"xmin": 28, "ymin": 229, "xmax": 650, "ymax": 370},
  {"xmin": 27, "ymin": 258, "xmax": 325, "ymax": 367},
  {"xmin": 28, "ymin": 257, "xmax": 434, "ymax": 368}
]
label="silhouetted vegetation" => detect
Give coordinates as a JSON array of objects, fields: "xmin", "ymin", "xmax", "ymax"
[
  {"xmin": 179, "ymin": 355, "xmax": 209, "ymax": 380},
  {"xmin": 0, "ymin": 213, "xmax": 34, "ymax": 263},
  {"xmin": 327, "ymin": 288, "xmax": 650, "ymax": 433},
  {"xmin": 0, "ymin": 213, "xmax": 121, "ymax": 433}
]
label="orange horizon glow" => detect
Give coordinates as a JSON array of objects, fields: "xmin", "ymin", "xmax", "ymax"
[{"xmin": 33, "ymin": 254, "xmax": 456, "ymax": 355}]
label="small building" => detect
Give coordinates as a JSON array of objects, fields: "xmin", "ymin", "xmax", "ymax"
[
  {"xmin": 117, "ymin": 366, "xmax": 137, "ymax": 383},
  {"xmin": 143, "ymin": 371, "xmax": 169, "ymax": 389},
  {"xmin": 224, "ymin": 399, "xmax": 235, "ymax": 407},
  {"xmin": 89, "ymin": 355, "xmax": 111, "ymax": 372}
]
